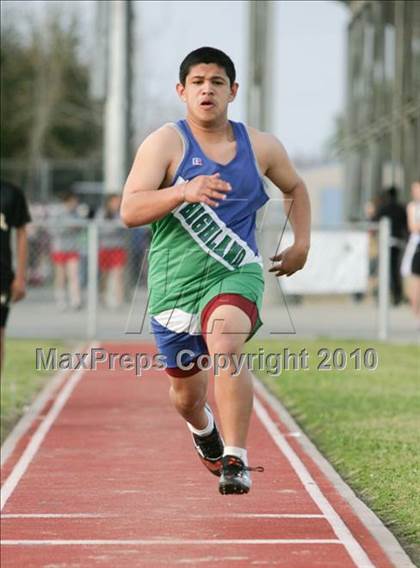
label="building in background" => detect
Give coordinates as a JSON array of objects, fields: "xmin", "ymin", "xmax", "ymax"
[
  {"xmin": 341, "ymin": 0, "xmax": 420, "ymax": 219},
  {"xmin": 298, "ymin": 162, "xmax": 344, "ymax": 226}
]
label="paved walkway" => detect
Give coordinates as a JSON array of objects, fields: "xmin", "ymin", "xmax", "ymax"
[{"xmin": 7, "ymin": 288, "xmax": 419, "ymax": 344}]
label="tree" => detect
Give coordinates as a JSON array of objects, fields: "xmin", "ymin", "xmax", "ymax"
[{"xmin": 1, "ymin": 6, "xmax": 102, "ymax": 193}]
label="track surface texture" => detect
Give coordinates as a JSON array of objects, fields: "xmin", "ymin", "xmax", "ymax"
[{"xmin": 1, "ymin": 342, "xmax": 409, "ymax": 567}]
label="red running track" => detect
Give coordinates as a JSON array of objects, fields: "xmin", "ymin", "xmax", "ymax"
[{"xmin": 1, "ymin": 342, "xmax": 396, "ymax": 567}]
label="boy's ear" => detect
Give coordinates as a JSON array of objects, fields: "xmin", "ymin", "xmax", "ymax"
[
  {"xmin": 229, "ymin": 82, "xmax": 239, "ymax": 101},
  {"xmin": 176, "ymin": 83, "xmax": 186, "ymax": 101}
]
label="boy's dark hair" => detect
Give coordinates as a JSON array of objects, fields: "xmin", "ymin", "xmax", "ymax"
[
  {"xmin": 179, "ymin": 47, "xmax": 236, "ymax": 86},
  {"xmin": 386, "ymin": 185, "xmax": 399, "ymax": 202},
  {"xmin": 60, "ymin": 190, "xmax": 78, "ymax": 203}
]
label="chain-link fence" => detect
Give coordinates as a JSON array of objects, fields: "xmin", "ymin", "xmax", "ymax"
[
  {"xmin": 27, "ymin": 222, "xmax": 149, "ymax": 304},
  {"xmin": 16, "ymin": 213, "xmax": 151, "ymax": 340},
  {"xmin": 8, "ymin": 214, "xmax": 417, "ymax": 341}
]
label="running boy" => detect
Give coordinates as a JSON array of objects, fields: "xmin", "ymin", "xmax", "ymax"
[{"xmin": 121, "ymin": 47, "xmax": 311, "ymax": 494}]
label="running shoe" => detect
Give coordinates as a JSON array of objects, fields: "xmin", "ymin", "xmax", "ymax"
[
  {"xmin": 219, "ymin": 455, "xmax": 264, "ymax": 495},
  {"xmin": 192, "ymin": 412, "xmax": 224, "ymax": 477}
]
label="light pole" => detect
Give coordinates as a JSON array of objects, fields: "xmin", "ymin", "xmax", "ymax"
[{"xmin": 103, "ymin": 0, "xmax": 132, "ymax": 195}]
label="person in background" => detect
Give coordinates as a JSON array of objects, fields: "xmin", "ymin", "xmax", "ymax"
[
  {"xmin": 360, "ymin": 191, "xmax": 386, "ymax": 301},
  {"xmin": 401, "ymin": 180, "xmax": 420, "ymax": 329},
  {"xmin": 27, "ymin": 202, "xmax": 50, "ymax": 287},
  {"xmin": 96, "ymin": 194, "xmax": 127, "ymax": 309},
  {"xmin": 129, "ymin": 226, "xmax": 151, "ymax": 288},
  {"xmin": 373, "ymin": 186, "xmax": 408, "ymax": 306},
  {"xmin": 50, "ymin": 191, "xmax": 82, "ymax": 310},
  {"xmin": 0, "ymin": 180, "xmax": 31, "ymax": 373}
]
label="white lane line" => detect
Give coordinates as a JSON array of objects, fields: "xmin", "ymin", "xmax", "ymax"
[
  {"xmin": 1, "ymin": 513, "xmax": 324, "ymax": 520},
  {"xmin": 0, "ymin": 539, "xmax": 341, "ymax": 546},
  {"xmin": 2, "ymin": 514, "xmax": 111, "ymax": 519},
  {"xmin": 1, "ymin": 343, "xmax": 98, "ymax": 512},
  {"xmin": 253, "ymin": 396, "xmax": 375, "ymax": 568},
  {"xmin": 231, "ymin": 514, "xmax": 325, "ymax": 519}
]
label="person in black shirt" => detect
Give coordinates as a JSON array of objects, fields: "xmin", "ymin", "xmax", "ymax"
[
  {"xmin": 0, "ymin": 180, "xmax": 31, "ymax": 371},
  {"xmin": 373, "ymin": 186, "xmax": 408, "ymax": 305}
]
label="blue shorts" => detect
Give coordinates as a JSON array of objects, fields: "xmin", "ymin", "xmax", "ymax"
[{"xmin": 150, "ymin": 292, "xmax": 260, "ymax": 377}]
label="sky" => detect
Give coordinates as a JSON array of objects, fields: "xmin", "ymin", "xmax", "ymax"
[
  {"xmin": 273, "ymin": 1, "xmax": 349, "ymax": 158},
  {"xmin": 132, "ymin": 1, "xmax": 349, "ymax": 159},
  {"xmin": 2, "ymin": 0, "xmax": 350, "ymax": 160}
]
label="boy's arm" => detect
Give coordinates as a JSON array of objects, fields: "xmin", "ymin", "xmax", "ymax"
[
  {"xmin": 262, "ymin": 133, "xmax": 311, "ymax": 277},
  {"xmin": 407, "ymin": 202, "xmax": 420, "ymax": 234},
  {"xmin": 120, "ymin": 127, "xmax": 185, "ymax": 227},
  {"xmin": 121, "ymin": 126, "xmax": 231, "ymax": 227},
  {"xmin": 11, "ymin": 226, "xmax": 28, "ymax": 302}
]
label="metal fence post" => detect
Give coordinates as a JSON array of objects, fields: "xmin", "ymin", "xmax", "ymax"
[
  {"xmin": 378, "ymin": 217, "xmax": 391, "ymax": 340},
  {"xmin": 87, "ymin": 221, "xmax": 98, "ymax": 339}
]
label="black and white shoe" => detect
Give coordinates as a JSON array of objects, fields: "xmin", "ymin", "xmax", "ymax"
[
  {"xmin": 192, "ymin": 410, "xmax": 224, "ymax": 477},
  {"xmin": 219, "ymin": 455, "xmax": 264, "ymax": 495}
]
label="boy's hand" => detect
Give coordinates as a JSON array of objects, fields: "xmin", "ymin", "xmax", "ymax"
[
  {"xmin": 11, "ymin": 276, "xmax": 26, "ymax": 302},
  {"xmin": 182, "ymin": 173, "xmax": 231, "ymax": 207},
  {"xmin": 269, "ymin": 244, "xmax": 309, "ymax": 277}
]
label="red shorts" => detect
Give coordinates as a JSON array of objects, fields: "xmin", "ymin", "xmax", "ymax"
[
  {"xmin": 51, "ymin": 251, "xmax": 80, "ymax": 264},
  {"xmin": 99, "ymin": 248, "xmax": 127, "ymax": 270}
]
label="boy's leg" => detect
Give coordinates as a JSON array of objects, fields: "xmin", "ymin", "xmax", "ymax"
[
  {"xmin": 150, "ymin": 314, "xmax": 223, "ymax": 475},
  {"xmin": 0, "ymin": 288, "xmax": 10, "ymax": 372},
  {"xmin": 0, "ymin": 327, "xmax": 4, "ymax": 374},
  {"xmin": 168, "ymin": 369, "xmax": 224, "ymax": 476},
  {"xmin": 54, "ymin": 263, "xmax": 66, "ymax": 308},
  {"xmin": 202, "ymin": 301, "xmax": 264, "ymax": 494},
  {"xmin": 168, "ymin": 369, "xmax": 209, "ymax": 429},
  {"xmin": 109, "ymin": 266, "xmax": 125, "ymax": 307},
  {"xmin": 203, "ymin": 304, "xmax": 253, "ymax": 449},
  {"xmin": 66, "ymin": 258, "xmax": 81, "ymax": 309}
]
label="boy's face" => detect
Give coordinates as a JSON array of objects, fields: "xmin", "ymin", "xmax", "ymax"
[
  {"xmin": 412, "ymin": 182, "xmax": 420, "ymax": 201},
  {"xmin": 65, "ymin": 197, "xmax": 78, "ymax": 210},
  {"xmin": 176, "ymin": 63, "xmax": 238, "ymax": 123},
  {"xmin": 107, "ymin": 196, "xmax": 121, "ymax": 213}
]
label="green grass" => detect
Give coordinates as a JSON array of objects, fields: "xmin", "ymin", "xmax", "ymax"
[
  {"xmin": 1, "ymin": 338, "xmax": 69, "ymax": 443},
  {"xmin": 247, "ymin": 338, "xmax": 420, "ymax": 564}
]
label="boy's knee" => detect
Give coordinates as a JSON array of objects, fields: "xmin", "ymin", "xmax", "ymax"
[{"xmin": 169, "ymin": 384, "xmax": 206, "ymax": 415}]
